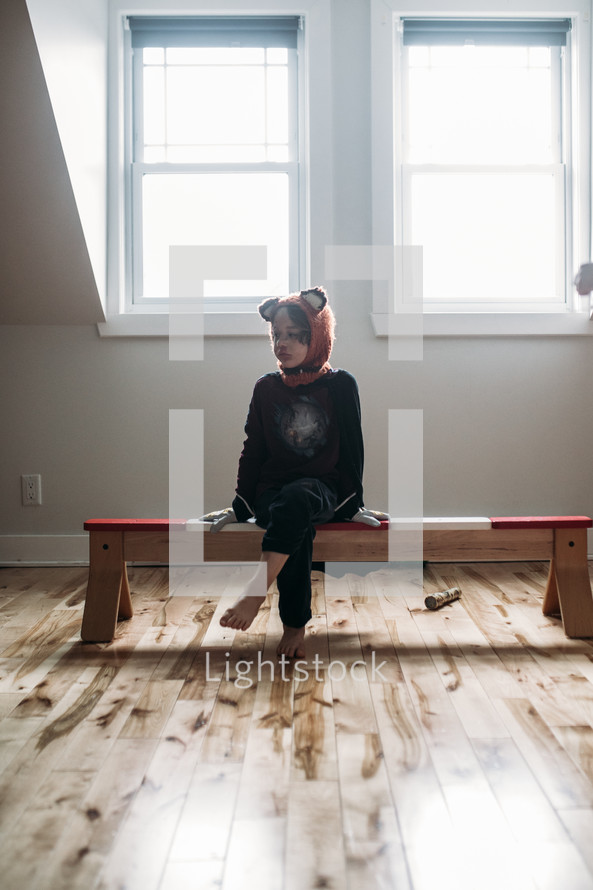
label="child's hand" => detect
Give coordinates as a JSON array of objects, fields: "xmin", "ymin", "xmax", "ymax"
[
  {"xmin": 351, "ymin": 508, "xmax": 390, "ymax": 527},
  {"xmin": 199, "ymin": 508, "xmax": 237, "ymax": 532}
]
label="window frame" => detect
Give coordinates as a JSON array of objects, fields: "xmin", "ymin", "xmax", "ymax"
[
  {"xmin": 102, "ymin": 0, "xmax": 333, "ymax": 338},
  {"xmin": 129, "ymin": 19, "xmax": 300, "ymax": 309},
  {"xmin": 370, "ymin": 0, "xmax": 593, "ymax": 336}
]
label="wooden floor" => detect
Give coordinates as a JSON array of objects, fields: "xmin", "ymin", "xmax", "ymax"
[{"xmin": 1, "ymin": 563, "xmax": 593, "ymax": 890}]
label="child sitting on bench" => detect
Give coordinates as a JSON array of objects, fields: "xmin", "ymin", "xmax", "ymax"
[{"xmin": 201, "ymin": 286, "xmax": 387, "ymax": 658}]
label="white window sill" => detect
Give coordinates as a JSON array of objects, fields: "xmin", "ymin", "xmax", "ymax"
[
  {"xmin": 371, "ymin": 312, "xmax": 593, "ymax": 337},
  {"xmin": 98, "ymin": 309, "xmax": 593, "ymax": 339},
  {"xmin": 97, "ymin": 311, "xmax": 268, "ymax": 338}
]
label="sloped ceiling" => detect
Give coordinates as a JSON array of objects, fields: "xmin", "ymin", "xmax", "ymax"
[{"xmin": 0, "ymin": 0, "xmax": 105, "ymax": 324}]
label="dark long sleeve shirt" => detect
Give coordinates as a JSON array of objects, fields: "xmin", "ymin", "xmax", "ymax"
[{"xmin": 231, "ymin": 369, "xmax": 364, "ymax": 522}]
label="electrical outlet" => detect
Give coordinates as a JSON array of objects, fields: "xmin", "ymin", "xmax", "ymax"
[{"xmin": 21, "ymin": 474, "xmax": 42, "ymax": 506}]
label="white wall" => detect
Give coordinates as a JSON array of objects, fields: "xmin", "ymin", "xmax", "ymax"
[
  {"xmin": 3, "ymin": 302, "xmax": 593, "ymax": 558},
  {"xmin": 0, "ymin": 0, "xmax": 104, "ymax": 325},
  {"xmin": 1, "ymin": 0, "xmax": 593, "ymax": 561},
  {"xmin": 26, "ymin": 0, "xmax": 108, "ymax": 305}
]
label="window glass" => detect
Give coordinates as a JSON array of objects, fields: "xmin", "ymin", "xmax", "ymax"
[
  {"xmin": 407, "ymin": 46, "xmax": 554, "ymax": 164},
  {"xmin": 410, "ymin": 171, "xmax": 560, "ymax": 302},
  {"xmin": 140, "ymin": 173, "xmax": 290, "ymax": 299}
]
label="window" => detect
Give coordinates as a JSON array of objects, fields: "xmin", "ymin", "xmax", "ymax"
[
  {"xmin": 371, "ymin": 2, "xmax": 592, "ymax": 332},
  {"xmin": 401, "ymin": 18, "xmax": 569, "ymax": 312},
  {"xmin": 126, "ymin": 15, "xmax": 302, "ymax": 311}
]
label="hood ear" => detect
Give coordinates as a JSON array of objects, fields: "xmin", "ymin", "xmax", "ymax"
[
  {"xmin": 300, "ymin": 286, "xmax": 327, "ymax": 312},
  {"xmin": 258, "ymin": 297, "xmax": 280, "ymax": 321}
]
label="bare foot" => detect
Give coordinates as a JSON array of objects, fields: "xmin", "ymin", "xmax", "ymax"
[
  {"xmin": 276, "ymin": 624, "xmax": 306, "ymax": 659},
  {"xmin": 220, "ymin": 595, "xmax": 266, "ymax": 631}
]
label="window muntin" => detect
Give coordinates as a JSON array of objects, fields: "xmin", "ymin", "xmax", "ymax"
[
  {"xmin": 399, "ymin": 19, "xmax": 569, "ymax": 312},
  {"xmin": 139, "ymin": 46, "xmax": 291, "ymax": 164},
  {"xmin": 128, "ymin": 16, "xmax": 300, "ymax": 307}
]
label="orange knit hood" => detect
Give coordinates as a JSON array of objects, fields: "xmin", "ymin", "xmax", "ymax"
[{"xmin": 258, "ymin": 287, "xmax": 336, "ymax": 387}]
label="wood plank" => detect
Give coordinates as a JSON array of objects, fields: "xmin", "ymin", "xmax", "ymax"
[
  {"xmin": 0, "ymin": 692, "xmax": 27, "ymax": 718},
  {"xmin": 199, "ymin": 524, "xmax": 557, "ymax": 562},
  {"xmin": 494, "ymin": 698, "xmax": 593, "ymax": 809},
  {"xmin": 420, "ymin": 628, "xmax": 510, "ymax": 739},
  {"xmin": 97, "ymin": 697, "xmax": 218, "ymax": 890},
  {"xmin": 374, "ymin": 683, "xmax": 490, "ymax": 890},
  {"xmin": 300, "ymin": 570, "xmax": 331, "ymax": 663},
  {"xmin": 0, "ymin": 715, "xmax": 45, "ymax": 775},
  {"xmin": 552, "ymin": 725, "xmax": 593, "ymax": 787},
  {"xmin": 325, "ymin": 588, "xmax": 377, "ymax": 734},
  {"xmin": 520, "ymin": 840, "xmax": 593, "ymax": 890},
  {"xmin": 473, "ymin": 737, "xmax": 593, "ymax": 889},
  {"xmin": 42, "ymin": 739, "xmax": 158, "ymax": 890},
  {"xmin": 493, "ymin": 641, "xmax": 593, "ymax": 729},
  {"xmin": 0, "ymin": 610, "xmax": 82, "ymax": 693},
  {"xmin": 0, "ymin": 568, "xmax": 86, "ymax": 628},
  {"xmin": 473, "ymin": 737, "xmax": 575, "ymax": 843},
  {"xmin": 118, "ymin": 678, "xmax": 185, "ymax": 739},
  {"xmin": 392, "ymin": 602, "xmax": 530, "ymax": 889},
  {"xmin": 0, "ymin": 665, "xmax": 116, "ymax": 833},
  {"xmin": 152, "ymin": 596, "xmax": 217, "ymax": 682},
  {"xmin": 199, "ymin": 677, "xmax": 258, "ymax": 764},
  {"xmin": 233, "ymin": 673, "xmax": 294, "ymax": 819},
  {"xmin": 285, "ymin": 781, "xmax": 346, "ymax": 890},
  {"xmin": 222, "ymin": 817, "xmax": 285, "ymax": 890},
  {"xmin": 292, "ymin": 666, "xmax": 336, "ymax": 781},
  {"xmin": 124, "ymin": 529, "xmax": 170, "ymax": 563},
  {"xmin": 168, "ymin": 761, "xmax": 243, "ymax": 862},
  {"xmin": 439, "ymin": 764, "xmax": 538, "ymax": 890},
  {"xmin": 0, "ymin": 767, "xmax": 95, "ymax": 889},
  {"xmin": 159, "ymin": 861, "xmax": 224, "ymax": 890},
  {"xmin": 423, "ymin": 528, "xmax": 553, "ymax": 561},
  {"xmin": 52, "ymin": 640, "xmax": 160, "ymax": 772},
  {"xmin": 558, "ymin": 807, "xmax": 593, "ymax": 877},
  {"xmin": 335, "ymin": 732, "xmax": 411, "ymax": 889}
]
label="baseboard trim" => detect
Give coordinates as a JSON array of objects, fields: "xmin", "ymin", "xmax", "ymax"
[{"xmin": 0, "ymin": 535, "xmax": 89, "ymax": 566}]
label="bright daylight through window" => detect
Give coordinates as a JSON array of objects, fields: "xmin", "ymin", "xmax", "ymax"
[
  {"xmin": 128, "ymin": 16, "xmax": 301, "ymax": 308},
  {"xmin": 400, "ymin": 18, "xmax": 570, "ymax": 312}
]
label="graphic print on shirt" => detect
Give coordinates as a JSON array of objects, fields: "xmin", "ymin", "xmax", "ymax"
[{"xmin": 275, "ymin": 396, "xmax": 329, "ymax": 458}]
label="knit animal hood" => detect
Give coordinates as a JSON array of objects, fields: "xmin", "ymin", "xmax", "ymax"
[{"xmin": 259, "ymin": 286, "xmax": 336, "ymax": 387}]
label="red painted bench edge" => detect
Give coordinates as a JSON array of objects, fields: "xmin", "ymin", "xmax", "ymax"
[
  {"xmin": 84, "ymin": 519, "xmax": 187, "ymax": 531},
  {"xmin": 490, "ymin": 516, "xmax": 592, "ymax": 529},
  {"xmin": 83, "ymin": 518, "xmax": 390, "ymax": 532},
  {"xmin": 84, "ymin": 517, "xmax": 592, "ymax": 533},
  {"xmin": 315, "ymin": 521, "xmax": 390, "ymax": 531}
]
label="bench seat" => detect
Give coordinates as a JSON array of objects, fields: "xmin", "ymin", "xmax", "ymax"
[{"xmin": 81, "ymin": 516, "xmax": 593, "ymax": 642}]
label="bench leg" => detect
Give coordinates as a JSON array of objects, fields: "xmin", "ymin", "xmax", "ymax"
[
  {"xmin": 542, "ymin": 559, "xmax": 560, "ymax": 616},
  {"xmin": 118, "ymin": 564, "xmax": 133, "ymax": 620},
  {"xmin": 545, "ymin": 528, "xmax": 593, "ymax": 639},
  {"xmin": 81, "ymin": 531, "xmax": 127, "ymax": 642}
]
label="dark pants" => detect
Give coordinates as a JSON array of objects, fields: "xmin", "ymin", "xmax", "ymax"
[{"xmin": 254, "ymin": 478, "xmax": 337, "ymax": 629}]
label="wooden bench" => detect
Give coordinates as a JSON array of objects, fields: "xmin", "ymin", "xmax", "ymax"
[{"xmin": 81, "ymin": 516, "xmax": 593, "ymax": 642}]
